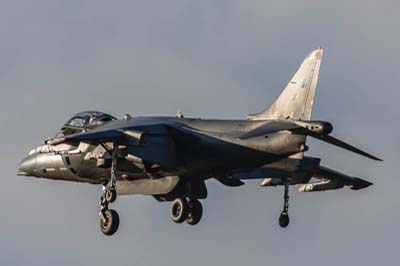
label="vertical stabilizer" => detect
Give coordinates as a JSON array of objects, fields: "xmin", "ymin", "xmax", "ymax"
[{"xmin": 248, "ymin": 48, "xmax": 323, "ymax": 121}]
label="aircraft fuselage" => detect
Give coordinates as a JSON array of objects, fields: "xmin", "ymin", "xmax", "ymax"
[{"xmin": 19, "ymin": 116, "xmax": 306, "ymax": 184}]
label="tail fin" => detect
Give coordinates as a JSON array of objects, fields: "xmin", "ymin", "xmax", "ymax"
[{"xmin": 248, "ymin": 48, "xmax": 323, "ymax": 121}]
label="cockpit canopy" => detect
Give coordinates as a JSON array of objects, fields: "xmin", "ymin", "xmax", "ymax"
[{"xmin": 58, "ymin": 111, "xmax": 116, "ymax": 136}]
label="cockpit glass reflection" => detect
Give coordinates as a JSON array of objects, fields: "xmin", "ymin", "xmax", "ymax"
[{"xmin": 58, "ymin": 111, "xmax": 116, "ymax": 137}]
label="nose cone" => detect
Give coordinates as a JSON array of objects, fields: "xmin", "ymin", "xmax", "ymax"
[{"xmin": 18, "ymin": 154, "xmax": 37, "ymax": 176}]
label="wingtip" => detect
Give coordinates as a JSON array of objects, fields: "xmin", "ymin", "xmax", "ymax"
[{"xmin": 351, "ymin": 178, "xmax": 373, "ymax": 190}]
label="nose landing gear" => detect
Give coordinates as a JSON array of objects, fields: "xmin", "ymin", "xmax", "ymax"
[
  {"xmin": 279, "ymin": 178, "xmax": 290, "ymax": 228},
  {"xmin": 99, "ymin": 208, "xmax": 119, "ymax": 236},
  {"xmin": 99, "ymin": 186, "xmax": 119, "ymax": 235},
  {"xmin": 99, "ymin": 147, "xmax": 119, "ymax": 236}
]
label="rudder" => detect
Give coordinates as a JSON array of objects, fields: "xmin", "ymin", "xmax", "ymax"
[{"xmin": 248, "ymin": 48, "xmax": 323, "ymax": 121}]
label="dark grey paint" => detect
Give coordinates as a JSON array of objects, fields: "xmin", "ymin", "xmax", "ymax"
[
  {"xmin": 17, "ymin": 49, "xmax": 380, "ymax": 236},
  {"xmin": 2, "ymin": 1, "xmax": 397, "ymax": 264}
]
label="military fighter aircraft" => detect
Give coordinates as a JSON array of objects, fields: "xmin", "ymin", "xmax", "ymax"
[{"xmin": 18, "ymin": 48, "xmax": 381, "ymax": 236}]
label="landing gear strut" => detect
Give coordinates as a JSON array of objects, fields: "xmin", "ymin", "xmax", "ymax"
[
  {"xmin": 279, "ymin": 178, "xmax": 290, "ymax": 228},
  {"xmin": 171, "ymin": 197, "xmax": 203, "ymax": 225},
  {"xmin": 99, "ymin": 147, "xmax": 119, "ymax": 236}
]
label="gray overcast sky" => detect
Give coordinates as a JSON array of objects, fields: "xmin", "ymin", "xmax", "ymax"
[{"xmin": 1, "ymin": 1, "xmax": 399, "ymax": 265}]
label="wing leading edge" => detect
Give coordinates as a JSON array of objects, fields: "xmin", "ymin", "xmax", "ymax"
[{"xmin": 46, "ymin": 122, "xmax": 201, "ymax": 147}]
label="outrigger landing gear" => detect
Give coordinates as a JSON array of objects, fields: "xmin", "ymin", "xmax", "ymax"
[
  {"xmin": 279, "ymin": 178, "xmax": 290, "ymax": 228},
  {"xmin": 170, "ymin": 197, "xmax": 203, "ymax": 225},
  {"xmin": 99, "ymin": 147, "xmax": 119, "ymax": 236}
]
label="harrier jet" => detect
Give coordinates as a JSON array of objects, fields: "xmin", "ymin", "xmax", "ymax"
[{"xmin": 18, "ymin": 48, "xmax": 381, "ymax": 236}]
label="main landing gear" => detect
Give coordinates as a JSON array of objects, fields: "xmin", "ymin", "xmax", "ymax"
[
  {"xmin": 279, "ymin": 178, "xmax": 290, "ymax": 228},
  {"xmin": 171, "ymin": 197, "xmax": 203, "ymax": 225},
  {"xmin": 99, "ymin": 148, "xmax": 119, "ymax": 236}
]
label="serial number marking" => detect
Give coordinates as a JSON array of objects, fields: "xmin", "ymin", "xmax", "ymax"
[{"xmin": 237, "ymin": 123, "xmax": 252, "ymax": 131}]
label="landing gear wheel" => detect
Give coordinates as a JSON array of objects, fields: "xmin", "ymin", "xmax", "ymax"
[
  {"xmin": 105, "ymin": 187, "xmax": 117, "ymax": 203},
  {"xmin": 171, "ymin": 198, "xmax": 189, "ymax": 223},
  {"xmin": 99, "ymin": 209, "xmax": 120, "ymax": 236},
  {"xmin": 278, "ymin": 178, "xmax": 290, "ymax": 228},
  {"xmin": 186, "ymin": 199, "xmax": 203, "ymax": 225},
  {"xmin": 279, "ymin": 212, "xmax": 289, "ymax": 228},
  {"xmin": 98, "ymin": 144, "xmax": 121, "ymax": 236}
]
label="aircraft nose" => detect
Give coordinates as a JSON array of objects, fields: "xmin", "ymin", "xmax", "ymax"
[{"xmin": 18, "ymin": 154, "xmax": 37, "ymax": 176}]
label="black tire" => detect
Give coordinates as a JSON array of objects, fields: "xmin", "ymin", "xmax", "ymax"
[
  {"xmin": 186, "ymin": 199, "xmax": 203, "ymax": 225},
  {"xmin": 100, "ymin": 209, "xmax": 119, "ymax": 235},
  {"xmin": 105, "ymin": 187, "xmax": 117, "ymax": 203},
  {"xmin": 171, "ymin": 198, "xmax": 189, "ymax": 223},
  {"xmin": 279, "ymin": 212, "xmax": 289, "ymax": 228}
]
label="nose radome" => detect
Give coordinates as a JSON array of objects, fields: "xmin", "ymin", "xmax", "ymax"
[{"xmin": 18, "ymin": 154, "xmax": 37, "ymax": 176}]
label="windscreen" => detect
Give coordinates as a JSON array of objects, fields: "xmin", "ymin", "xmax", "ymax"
[{"xmin": 58, "ymin": 111, "xmax": 116, "ymax": 136}]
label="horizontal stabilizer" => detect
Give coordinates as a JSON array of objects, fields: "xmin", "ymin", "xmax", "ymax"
[
  {"xmin": 238, "ymin": 119, "xmax": 381, "ymax": 161},
  {"xmin": 309, "ymin": 134, "xmax": 382, "ymax": 161}
]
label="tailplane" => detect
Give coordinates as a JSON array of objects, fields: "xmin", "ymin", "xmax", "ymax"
[{"xmin": 248, "ymin": 48, "xmax": 323, "ymax": 121}]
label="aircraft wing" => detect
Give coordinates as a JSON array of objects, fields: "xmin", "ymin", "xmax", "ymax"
[
  {"xmin": 46, "ymin": 122, "xmax": 201, "ymax": 146},
  {"xmin": 163, "ymin": 124, "xmax": 202, "ymax": 144},
  {"xmin": 46, "ymin": 128, "xmax": 143, "ymax": 146}
]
